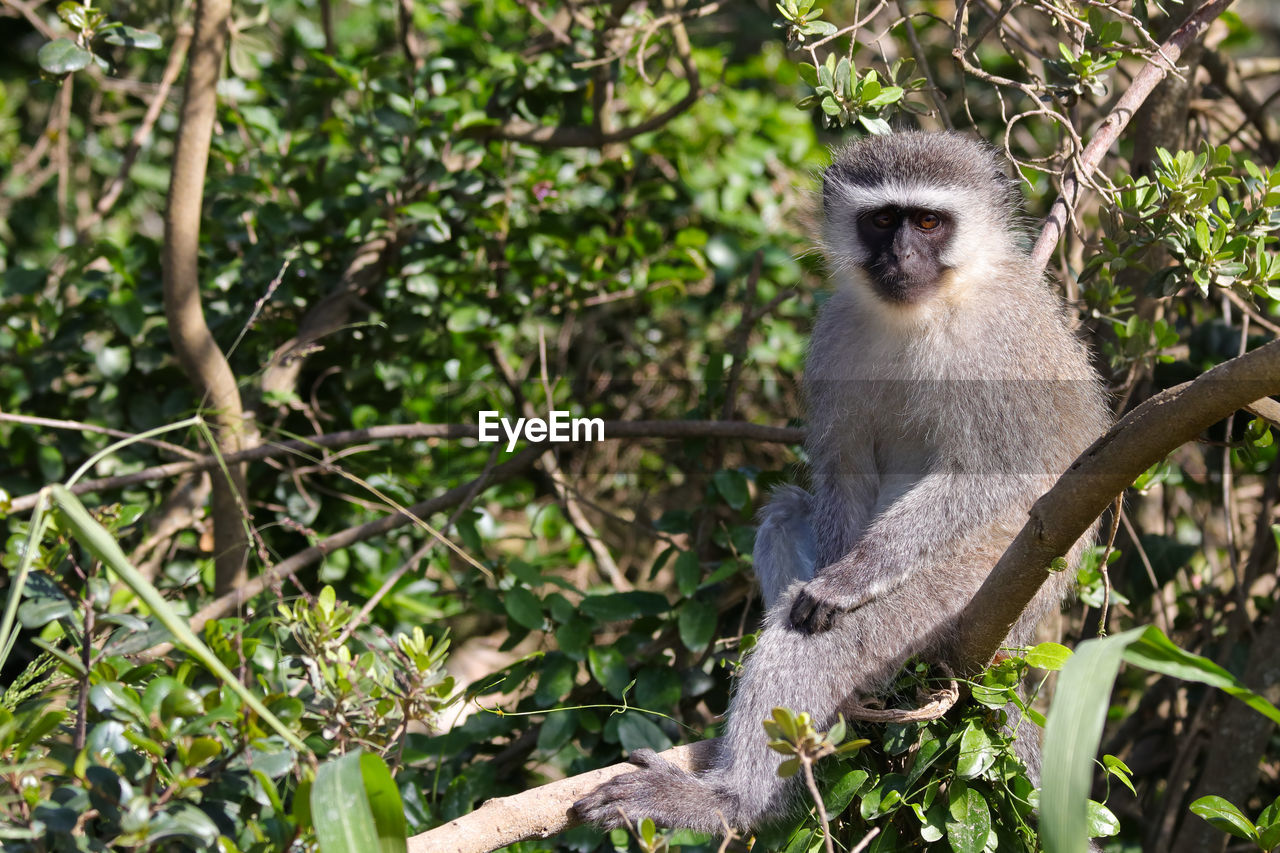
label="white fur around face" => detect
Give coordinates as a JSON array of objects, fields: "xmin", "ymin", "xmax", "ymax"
[{"xmin": 819, "ymin": 176, "xmax": 1013, "ymax": 284}]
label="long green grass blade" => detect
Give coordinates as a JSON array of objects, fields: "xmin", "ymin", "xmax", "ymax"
[{"xmin": 48, "ymin": 484, "xmax": 309, "ymax": 754}]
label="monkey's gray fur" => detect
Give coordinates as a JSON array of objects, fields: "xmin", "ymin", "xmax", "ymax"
[{"xmin": 573, "ymin": 131, "xmax": 1111, "ymax": 835}]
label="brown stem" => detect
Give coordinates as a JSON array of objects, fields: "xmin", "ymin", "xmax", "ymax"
[
  {"xmin": 405, "ymin": 742, "xmax": 715, "ymax": 853},
  {"xmin": 162, "ymin": 0, "xmax": 249, "ymax": 595},
  {"xmin": 1029, "ymin": 0, "xmax": 1236, "ymax": 271}
]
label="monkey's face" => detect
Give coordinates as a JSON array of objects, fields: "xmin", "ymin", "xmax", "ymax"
[{"xmin": 854, "ymin": 205, "xmax": 954, "ymax": 304}]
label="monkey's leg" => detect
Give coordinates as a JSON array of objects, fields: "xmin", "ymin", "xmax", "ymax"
[
  {"xmin": 753, "ymin": 485, "xmax": 816, "ymax": 609},
  {"xmin": 574, "ymin": 588, "xmax": 939, "ymax": 834}
]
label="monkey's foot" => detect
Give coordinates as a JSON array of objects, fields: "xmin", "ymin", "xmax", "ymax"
[
  {"xmin": 789, "ymin": 575, "xmax": 872, "ymax": 633},
  {"xmin": 572, "ymin": 749, "xmax": 739, "ymax": 835}
]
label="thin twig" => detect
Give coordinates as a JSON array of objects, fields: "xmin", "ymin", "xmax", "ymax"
[
  {"xmin": 0, "ymin": 412, "xmax": 201, "ymax": 459},
  {"xmin": 1029, "ymin": 0, "xmax": 1236, "ymax": 272},
  {"xmin": 800, "ymin": 755, "xmax": 835, "ymax": 853},
  {"xmin": 1119, "ymin": 509, "xmax": 1172, "ymax": 635},
  {"xmin": 78, "ymin": 28, "xmax": 192, "ymax": 235}
]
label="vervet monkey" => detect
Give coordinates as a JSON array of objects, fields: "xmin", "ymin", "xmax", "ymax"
[{"xmin": 573, "ymin": 131, "xmax": 1111, "ymax": 834}]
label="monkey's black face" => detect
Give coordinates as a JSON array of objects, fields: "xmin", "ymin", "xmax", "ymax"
[{"xmin": 855, "ymin": 205, "xmax": 954, "ymax": 304}]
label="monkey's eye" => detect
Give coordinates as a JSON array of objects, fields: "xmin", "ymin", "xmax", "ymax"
[
  {"xmin": 915, "ymin": 212, "xmax": 942, "ymax": 231},
  {"xmin": 870, "ymin": 211, "xmax": 897, "ymax": 229}
]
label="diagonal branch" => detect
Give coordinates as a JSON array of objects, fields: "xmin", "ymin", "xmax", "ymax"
[
  {"xmin": 1028, "ymin": 0, "xmax": 1235, "ymax": 271},
  {"xmin": 954, "ymin": 338, "xmax": 1280, "ymax": 673}
]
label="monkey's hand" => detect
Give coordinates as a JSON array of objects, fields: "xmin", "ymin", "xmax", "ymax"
[{"xmin": 789, "ymin": 573, "xmax": 873, "ymax": 633}]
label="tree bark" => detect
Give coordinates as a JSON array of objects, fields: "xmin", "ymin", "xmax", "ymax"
[
  {"xmin": 407, "ymin": 742, "xmax": 714, "ymax": 853},
  {"xmin": 162, "ymin": 0, "xmax": 249, "ymax": 595}
]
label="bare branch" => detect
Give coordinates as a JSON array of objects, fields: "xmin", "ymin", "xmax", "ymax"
[
  {"xmin": 79, "ymin": 28, "xmax": 192, "ymax": 236},
  {"xmin": 0, "ymin": 412, "xmax": 200, "ymax": 460},
  {"xmin": 1029, "ymin": 0, "xmax": 1236, "ymax": 272},
  {"xmin": 406, "ymin": 742, "xmax": 715, "ymax": 853}
]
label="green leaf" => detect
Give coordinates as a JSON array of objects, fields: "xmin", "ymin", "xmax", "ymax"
[
  {"xmin": 1044, "ymin": 625, "xmax": 1280, "ymax": 853},
  {"xmin": 580, "ymin": 591, "xmax": 670, "ymax": 622},
  {"xmin": 185, "ymin": 736, "xmax": 222, "ymax": 766},
  {"xmin": 1189, "ymin": 796, "xmax": 1258, "ymax": 841},
  {"xmin": 1026, "ymin": 641, "xmax": 1072, "ymax": 670},
  {"xmin": 17, "ymin": 596, "xmax": 73, "ymax": 628},
  {"xmin": 677, "ymin": 598, "xmax": 717, "ymax": 652},
  {"xmin": 858, "ymin": 115, "xmax": 892, "ymax": 135},
  {"xmin": 1124, "ymin": 627, "xmax": 1280, "ymax": 725},
  {"xmin": 834, "ymin": 57, "xmax": 851, "ymax": 93},
  {"xmin": 713, "ymin": 469, "xmax": 750, "ymax": 511},
  {"xmin": 955, "ymin": 723, "xmax": 996, "ymax": 779},
  {"xmin": 801, "ymin": 20, "xmax": 837, "ymax": 36},
  {"xmin": 1086, "ymin": 800, "xmax": 1121, "ymax": 838},
  {"xmin": 610, "ymin": 712, "xmax": 673, "ymax": 753},
  {"xmin": 534, "ymin": 652, "xmax": 577, "ymax": 705},
  {"xmin": 311, "ymin": 750, "xmax": 407, "ymax": 853},
  {"xmin": 1041, "ymin": 627, "xmax": 1140, "ymax": 853},
  {"xmin": 587, "ymin": 645, "xmax": 630, "ymax": 697},
  {"xmin": 674, "ymin": 550, "xmax": 701, "ymax": 596},
  {"xmin": 311, "ymin": 751, "xmax": 377, "ymax": 853},
  {"xmin": 95, "ymin": 345, "xmax": 131, "ymax": 380},
  {"xmin": 1195, "ymin": 218, "xmax": 1211, "ymax": 253},
  {"xmin": 503, "ymin": 586, "xmax": 544, "ymax": 630},
  {"xmin": 38, "ymin": 38, "xmax": 93, "ymax": 74},
  {"xmin": 634, "ymin": 666, "xmax": 681, "ymax": 709},
  {"xmin": 866, "ymin": 86, "xmax": 904, "ymax": 107},
  {"xmin": 101, "ymin": 25, "xmax": 162, "ymax": 49},
  {"xmin": 824, "ymin": 768, "xmax": 867, "ymax": 815},
  {"xmin": 57, "ymin": 1, "xmax": 86, "ymax": 28},
  {"xmin": 1102, "ymin": 754, "xmax": 1135, "ymax": 796},
  {"xmin": 945, "ymin": 781, "xmax": 990, "ymax": 853}
]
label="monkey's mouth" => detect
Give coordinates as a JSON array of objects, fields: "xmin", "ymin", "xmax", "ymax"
[{"xmin": 866, "ymin": 263, "xmax": 944, "ymax": 304}]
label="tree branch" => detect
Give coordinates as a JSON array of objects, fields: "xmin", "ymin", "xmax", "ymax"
[
  {"xmin": 144, "ymin": 417, "xmax": 795, "ymax": 637},
  {"xmin": 406, "ymin": 742, "xmax": 714, "ymax": 853},
  {"xmin": 258, "ymin": 234, "xmax": 397, "ymax": 408},
  {"xmin": 954, "ymin": 338, "xmax": 1280, "ymax": 673},
  {"xmin": 1028, "ymin": 0, "xmax": 1235, "ymax": 271},
  {"xmin": 151, "ymin": 444, "xmax": 548, "ymax": 651},
  {"xmin": 161, "ymin": 0, "xmax": 248, "ymax": 595}
]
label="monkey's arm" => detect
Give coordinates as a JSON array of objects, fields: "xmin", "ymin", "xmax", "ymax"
[{"xmin": 790, "ymin": 467, "xmax": 1033, "ymax": 633}]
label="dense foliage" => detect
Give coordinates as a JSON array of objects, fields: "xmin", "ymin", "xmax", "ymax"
[{"xmin": 1, "ymin": 0, "xmax": 1278, "ymax": 851}]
